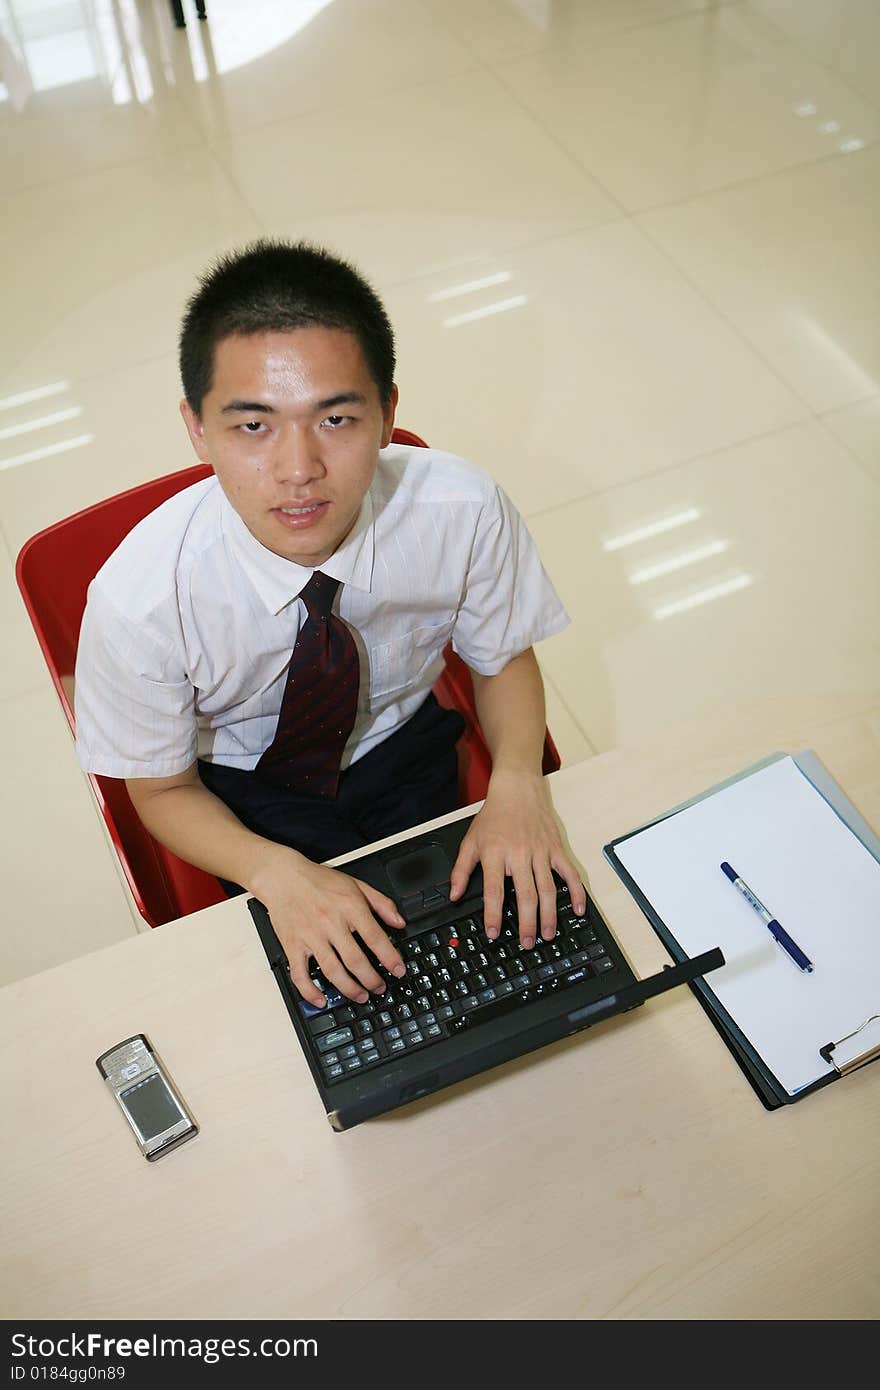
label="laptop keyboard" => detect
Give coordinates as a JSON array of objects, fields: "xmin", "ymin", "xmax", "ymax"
[{"xmin": 295, "ymin": 885, "xmax": 622, "ymax": 1086}]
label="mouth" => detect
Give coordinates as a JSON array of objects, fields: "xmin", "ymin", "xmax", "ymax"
[{"xmin": 272, "ymin": 500, "xmax": 330, "ymax": 530}]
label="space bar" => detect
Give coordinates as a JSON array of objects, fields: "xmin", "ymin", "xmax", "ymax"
[{"xmin": 455, "ymin": 989, "xmax": 532, "ymax": 1029}]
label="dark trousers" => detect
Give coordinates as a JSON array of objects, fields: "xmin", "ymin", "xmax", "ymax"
[{"xmin": 198, "ymin": 694, "xmax": 465, "ymax": 893}]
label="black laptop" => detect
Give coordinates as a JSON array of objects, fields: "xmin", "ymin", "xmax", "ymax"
[{"xmin": 248, "ymin": 811, "xmax": 723, "ymax": 1130}]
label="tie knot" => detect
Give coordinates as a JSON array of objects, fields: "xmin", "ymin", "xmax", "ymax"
[{"xmin": 300, "ymin": 570, "xmax": 341, "ymax": 622}]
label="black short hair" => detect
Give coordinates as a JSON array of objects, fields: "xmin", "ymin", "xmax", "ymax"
[{"xmin": 179, "ymin": 239, "xmax": 396, "ymax": 414}]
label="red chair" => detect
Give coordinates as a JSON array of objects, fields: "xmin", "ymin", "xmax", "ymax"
[{"xmin": 16, "ymin": 428, "xmax": 560, "ymax": 928}]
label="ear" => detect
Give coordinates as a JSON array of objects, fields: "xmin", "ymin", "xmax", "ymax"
[
  {"xmin": 380, "ymin": 383, "xmax": 399, "ymax": 449},
  {"xmin": 180, "ymin": 399, "xmax": 211, "ymax": 464}
]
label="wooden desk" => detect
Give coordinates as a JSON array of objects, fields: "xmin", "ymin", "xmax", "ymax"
[{"xmin": 2, "ymin": 697, "xmax": 878, "ymax": 1320}]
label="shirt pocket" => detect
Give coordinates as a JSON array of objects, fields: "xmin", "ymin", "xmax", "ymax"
[{"xmin": 367, "ymin": 621, "xmax": 452, "ymax": 706}]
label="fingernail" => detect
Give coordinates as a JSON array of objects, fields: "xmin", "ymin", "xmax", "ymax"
[
  {"xmin": 544, "ymin": 926, "xmax": 556, "ymax": 940},
  {"xmin": 356, "ymin": 992, "xmax": 369, "ymax": 1004},
  {"xmin": 522, "ymin": 937, "xmax": 535, "ymax": 950},
  {"xmin": 373, "ymin": 983, "xmax": 386, "ymax": 995},
  {"xmin": 392, "ymin": 963, "xmax": 406, "ymax": 978},
  {"xmin": 395, "ymin": 912, "xmax": 405, "ymax": 923},
  {"xmin": 486, "ymin": 927, "xmax": 498, "ymax": 940},
  {"xmin": 576, "ymin": 901, "xmax": 586, "ymax": 916}
]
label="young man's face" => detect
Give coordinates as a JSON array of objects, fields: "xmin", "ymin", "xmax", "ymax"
[{"xmin": 180, "ymin": 326, "xmax": 397, "ymax": 567}]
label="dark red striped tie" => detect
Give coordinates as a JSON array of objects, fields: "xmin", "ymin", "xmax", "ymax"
[{"xmin": 255, "ymin": 571, "xmax": 359, "ymax": 798}]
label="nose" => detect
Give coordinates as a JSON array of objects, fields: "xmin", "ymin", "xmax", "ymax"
[{"xmin": 270, "ymin": 424, "xmax": 325, "ymax": 487}]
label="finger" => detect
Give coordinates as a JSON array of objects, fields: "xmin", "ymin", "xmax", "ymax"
[
  {"xmin": 314, "ymin": 944, "xmax": 373, "ymax": 1006},
  {"xmin": 350, "ymin": 892, "xmax": 407, "ymax": 980},
  {"xmin": 449, "ymin": 838, "xmax": 480, "ymax": 901},
  {"xmin": 534, "ymin": 861, "xmax": 558, "ymax": 940},
  {"xmin": 554, "ymin": 857, "xmax": 587, "ymax": 916},
  {"xmin": 481, "ymin": 851, "xmax": 507, "ymax": 939},
  {"xmin": 509, "ymin": 858, "xmax": 539, "ymax": 948},
  {"xmin": 354, "ymin": 879, "xmax": 406, "ymax": 931},
  {"xmin": 289, "ymin": 953, "xmax": 326, "ymax": 1010},
  {"xmin": 333, "ymin": 928, "xmax": 392, "ymax": 999}
]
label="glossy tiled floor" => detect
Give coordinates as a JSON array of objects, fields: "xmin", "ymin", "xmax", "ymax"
[{"xmin": 2, "ymin": 0, "xmax": 878, "ymax": 983}]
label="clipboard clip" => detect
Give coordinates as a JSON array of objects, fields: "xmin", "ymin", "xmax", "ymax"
[{"xmin": 819, "ymin": 1013, "xmax": 880, "ymax": 1076}]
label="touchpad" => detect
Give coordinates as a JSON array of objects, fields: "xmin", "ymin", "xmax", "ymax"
[{"xmin": 384, "ymin": 841, "xmax": 452, "ymax": 919}]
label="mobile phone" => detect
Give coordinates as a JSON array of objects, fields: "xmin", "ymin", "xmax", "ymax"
[{"xmin": 96, "ymin": 1034, "xmax": 198, "ymax": 1161}]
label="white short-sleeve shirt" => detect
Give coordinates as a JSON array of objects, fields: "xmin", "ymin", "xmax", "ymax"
[{"xmin": 75, "ymin": 444, "xmax": 570, "ymax": 779}]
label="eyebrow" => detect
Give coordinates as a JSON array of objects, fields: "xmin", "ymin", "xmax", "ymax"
[
  {"xmin": 220, "ymin": 391, "xmax": 369, "ymax": 415},
  {"xmin": 221, "ymin": 400, "xmax": 276, "ymax": 415}
]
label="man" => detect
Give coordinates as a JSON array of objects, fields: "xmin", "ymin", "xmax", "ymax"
[{"xmin": 76, "ymin": 240, "xmax": 585, "ymax": 1011}]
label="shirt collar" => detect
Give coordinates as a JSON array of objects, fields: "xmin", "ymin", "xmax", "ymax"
[{"xmin": 220, "ymin": 488, "xmax": 375, "ymax": 616}]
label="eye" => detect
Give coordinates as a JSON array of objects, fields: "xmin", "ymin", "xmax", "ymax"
[
  {"xmin": 240, "ymin": 420, "xmax": 266, "ymax": 434},
  {"xmin": 321, "ymin": 414, "xmax": 352, "ymax": 429}
]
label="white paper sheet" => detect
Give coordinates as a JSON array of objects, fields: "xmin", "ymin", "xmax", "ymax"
[{"xmin": 614, "ymin": 757, "xmax": 880, "ymax": 1095}]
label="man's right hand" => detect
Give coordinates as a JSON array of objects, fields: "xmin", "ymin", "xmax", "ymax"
[
  {"xmin": 126, "ymin": 768, "xmax": 405, "ymax": 1007},
  {"xmin": 253, "ymin": 847, "xmax": 407, "ymax": 1008}
]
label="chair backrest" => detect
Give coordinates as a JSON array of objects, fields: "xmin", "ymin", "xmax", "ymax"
[{"xmin": 16, "ymin": 428, "xmax": 560, "ymax": 927}]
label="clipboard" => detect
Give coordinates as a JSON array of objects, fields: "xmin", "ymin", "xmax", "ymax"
[{"xmin": 603, "ymin": 751, "xmax": 880, "ymax": 1109}]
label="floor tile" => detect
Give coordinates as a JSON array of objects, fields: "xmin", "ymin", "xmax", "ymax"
[
  {"xmin": 0, "ymin": 33, "xmax": 206, "ymax": 196},
  {"xmin": 527, "ymin": 422, "xmax": 880, "ymax": 752},
  {"xmin": 492, "ymin": 5, "xmax": 879, "ymax": 211},
  {"xmin": 425, "ymin": 0, "xmax": 722, "ymax": 64},
  {"xmin": 0, "ymin": 685, "xmax": 139, "ymax": 987},
  {"xmin": 542, "ymin": 672, "xmax": 596, "ymax": 769},
  {"xmin": 0, "ymin": 355, "xmax": 192, "ymax": 559},
  {"xmin": 212, "ymin": 69, "xmax": 619, "ymax": 289},
  {"xmin": 0, "ymin": 552, "xmax": 50, "ymax": 701},
  {"xmin": 744, "ymin": 0, "xmax": 880, "ymax": 108},
  {"xmin": 0, "ymin": 152, "xmax": 261, "ymax": 398},
  {"xmin": 640, "ymin": 146, "xmax": 880, "ymax": 412},
  {"xmin": 821, "ymin": 397, "xmax": 880, "ymax": 485},
  {"xmin": 386, "ymin": 222, "xmax": 806, "ymax": 515},
  {"xmin": 171, "ymin": 0, "xmax": 477, "ymax": 141}
]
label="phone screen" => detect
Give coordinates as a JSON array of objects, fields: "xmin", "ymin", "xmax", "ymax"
[{"xmin": 121, "ymin": 1072, "xmax": 187, "ymax": 1140}]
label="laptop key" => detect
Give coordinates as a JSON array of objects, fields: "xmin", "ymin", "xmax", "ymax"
[
  {"xmin": 307, "ymin": 1013, "xmax": 339, "ymax": 1036},
  {"xmin": 317, "ymin": 1027, "xmax": 354, "ymax": 1052},
  {"xmin": 563, "ymin": 967, "xmax": 590, "ymax": 987}
]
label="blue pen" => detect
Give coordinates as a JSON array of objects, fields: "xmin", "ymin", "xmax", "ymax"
[{"xmin": 720, "ymin": 862, "xmax": 813, "ymax": 973}]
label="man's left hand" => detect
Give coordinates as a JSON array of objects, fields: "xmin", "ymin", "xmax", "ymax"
[{"xmin": 448, "ymin": 768, "xmax": 586, "ymax": 948}]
